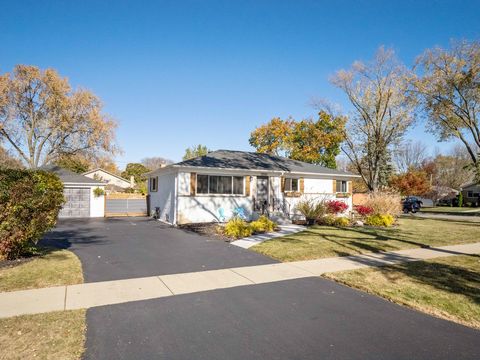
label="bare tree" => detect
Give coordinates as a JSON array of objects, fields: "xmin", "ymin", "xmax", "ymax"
[
  {"xmin": 141, "ymin": 156, "xmax": 173, "ymax": 170},
  {"xmin": 422, "ymin": 144, "xmax": 474, "ymax": 190},
  {"xmin": 393, "ymin": 140, "xmax": 429, "ymax": 173},
  {"xmin": 0, "ymin": 65, "xmax": 118, "ymax": 168},
  {"xmin": 331, "ymin": 47, "xmax": 416, "ymax": 191},
  {"xmin": 413, "ymin": 40, "xmax": 480, "ymax": 179}
]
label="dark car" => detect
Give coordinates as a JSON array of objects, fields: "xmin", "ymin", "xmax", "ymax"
[{"xmin": 402, "ymin": 196, "xmax": 423, "ymax": 213}]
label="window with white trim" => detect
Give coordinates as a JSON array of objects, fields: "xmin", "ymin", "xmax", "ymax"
[
  {"xmin": 197, "ymin": 175, "xmax": 244, "ymax": 195},
  {"xmin": 284, "ymin": 178, "xmax": 298, "ymax": 192},
  {"xmin": 336, "ymin": 180, "xmax": 347, "ymax": 193},
  {"xmin": 150, "ymin": 177, "xmax": 158, "ymax": 192}
]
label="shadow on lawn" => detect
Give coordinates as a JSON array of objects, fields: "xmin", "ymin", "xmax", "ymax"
[{"xmin": 375, "ymin": 255, "xmax": 480, "ymax": 305}]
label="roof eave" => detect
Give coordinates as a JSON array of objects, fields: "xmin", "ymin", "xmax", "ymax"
[{"xmin": 170, "ymin": 165, "xmax": 360, "ymax": 178}]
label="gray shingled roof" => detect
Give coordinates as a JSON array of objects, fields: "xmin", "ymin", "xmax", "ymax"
[
  {"xmin": 174, "ymin": 150, "xmax": 357, "ymax": 176},
  {"xmin": 41, "ymin": 165, "xmax": 105, "ymax": 185}
]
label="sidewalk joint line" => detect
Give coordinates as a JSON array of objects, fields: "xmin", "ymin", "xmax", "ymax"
[
  {"xmin": 157, "ymin": 276, "xmax": 175, "ymax": 295},
  {"xmin": 228, "ymin": 268, "xmax": 257, "ymax": 284},
  {"xmin": 63, "ymin": 286, "xmax": 67, "ymax": 311}
]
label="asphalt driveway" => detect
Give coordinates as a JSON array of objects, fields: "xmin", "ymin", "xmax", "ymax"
[
  {"xmin": 43, "ymin": 217, "xmax": 275, "ymax": 282},
  {"xmin": 44, "ymin": 217, "xmax": 480, "ymax": 359}
]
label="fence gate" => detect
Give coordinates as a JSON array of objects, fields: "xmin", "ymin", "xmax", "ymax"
[{"xmin": 105, "ymin": 194, "xmax": 147, "ymax": 217}]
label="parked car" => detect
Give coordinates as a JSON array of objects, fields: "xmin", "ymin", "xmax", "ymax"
[{"xmin": 402, "ymin": 196, "xmax": 423, "ymax": 213}]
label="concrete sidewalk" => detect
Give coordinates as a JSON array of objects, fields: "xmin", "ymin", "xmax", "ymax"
[
  {"xmin": 1, "ymin": 242, "xmax": 479, "ymax": 319},
  {"xmin": 230, "ymin": 224, "xmax": 305, "ymax": 249}
]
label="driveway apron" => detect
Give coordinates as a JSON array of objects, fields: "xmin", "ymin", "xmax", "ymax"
[{"xmin": 43, "ymin": 218, "xmax": 480, "ymax": 359}]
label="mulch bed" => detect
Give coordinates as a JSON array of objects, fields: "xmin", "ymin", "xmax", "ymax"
[
  {"xmin": 178, "ymin": 222, "xmax": 232, "ymax": 242},
  {"xmin": 0, "ymin": 256, "xmax": 36, "ymax": 270}
]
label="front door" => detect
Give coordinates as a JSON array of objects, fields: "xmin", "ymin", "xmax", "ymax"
[{"xmin": 256, "ymin": 176, "xmax": 269, "ymax": 213}]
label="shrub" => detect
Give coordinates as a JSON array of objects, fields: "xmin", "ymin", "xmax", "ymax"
[
  {"xmin": 295, "ymin": 198, "xmax": 327, "ymax": 220},
  {"xmin": 365, "ymin": 214, "xmax": 395, "ymax": 227},
  {"xmin": 93, "ymin": 187, "xmax": 105, "ymax": 197},
  {"xmin": 363, "ymin": 191, "xmax": 402, "ymax": 217},
  {"xmin": 356, "ymin": 205, "xmax": 374, "ymax": 217},
  {"xmin": 0, "ymin": 169, "xmax": 65, "ymax": 259},
  {"xmin": 223, "ymin": 218, "xmax": 253, "ymax": 239},
  {"xmin": 334, "ymin": 217, "xmax": 350, "ymax": 227},
  {"xmin": 250, "ymin": 215, "xmax": 277, "ymax": 233},
  {"xmin": 326, "ymin": 200, "xmax": 349, "ymax": 214},
  {"xmin": 317, "ymin": 214, "xmax": 336, "ymax": 226}
]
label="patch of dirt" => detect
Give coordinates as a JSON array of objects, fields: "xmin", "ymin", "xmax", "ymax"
[
  {"xmin": 178, "ymin": 222, "xmax": 232, "ymax": 242},
  {"xmin": 0, "ymin": 256, "xmax": 36, "ymax": 270}
]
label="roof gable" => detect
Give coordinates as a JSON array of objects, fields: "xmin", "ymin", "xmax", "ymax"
[
  {"xmin": 83, "ymin": 168, "xmax": 130, "ymax": 184},
  {"xmin": 40, "ymin": 165, "xmax": 105, "ymax": 185}
]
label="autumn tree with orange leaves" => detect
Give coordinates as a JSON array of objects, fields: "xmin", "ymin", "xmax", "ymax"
[
  {"xmin": 249, "ymin": 111, "xmax": 345, "ymax": 168},
  {"xmin": 0, "ymin": 65, "xmax": 118, "ymax": 168},
  {"xmin": 389, "ymin": 168, "xmax": 431, "ymax": 196}
]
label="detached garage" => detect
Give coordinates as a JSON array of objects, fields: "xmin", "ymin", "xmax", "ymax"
[{"xmin": 43, "ymin": 165, "xmax": 106, "ymax": 218}]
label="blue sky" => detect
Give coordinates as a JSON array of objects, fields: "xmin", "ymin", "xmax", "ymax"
[{"xmin": 2, "ymin": 0, "xmax": 479, "ymax": 166}]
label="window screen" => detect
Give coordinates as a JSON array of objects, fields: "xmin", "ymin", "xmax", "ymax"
[
  {"xmin": 336, "ymin": 180, "xmax": 347, "ymax": 192},
  {"xmin": 233, "ymin": 176, "xmax": 244, "ymax": 195},
  {"xmin": 284, "ymin": 178, "xmax": 298, "ymax": 192},
  {"xmin": 209, "ymin": 176, "xmax": 232, "ymax": 194},
  {"xmin": 197, "ymin": 175, "xmax": 209, "ymax": 194}
]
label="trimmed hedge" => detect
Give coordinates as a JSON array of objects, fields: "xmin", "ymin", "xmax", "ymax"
[
  {"xmin": 0, "ymin": 168, "xmax": 65, "ymax": 259},
  {"xmin": 365, "ymin": 214, "xmax": 395, "ymax": 227}
]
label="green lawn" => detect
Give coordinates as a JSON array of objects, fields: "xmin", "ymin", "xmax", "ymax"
[
  {"xmin": 0, "ymin": 248, "xmax": 86, "ymax": 359},
  {"xmin": 252, "ymin": 217, "xmax": 480, "ymax": 262},
  {"xmin": 325, "ymin": 255, "xmax": 480, "ymax": 329},
  {"xmin": 0, "ymin": 248, "xmax": 83, "ymax": 292},
  {"xmin": 421, "ymin": 207, "xmax": 480, "ymax": 215},
  {"xmin": 0, "ymin": 310, "xmax": 86, "ymax": 360}
]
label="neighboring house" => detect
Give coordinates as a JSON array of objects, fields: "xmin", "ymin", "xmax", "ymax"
[
  {"xmin": 461, "ymin": 182, "xmax": 480, "ymax": 206},
  {"xmin": 43, "ymin": 165, "xmax": 106, "ymax": 218},
  {"xmin": 83, "ymin": 168, "xmax": 133, "ymax": 192},
  {"xmin": 428, "ymin": 185, "xmax": 459, "ymax": 206},
  {"xmin": 147, "ymin": 150, "xmax": 360, "ymax": 225}
]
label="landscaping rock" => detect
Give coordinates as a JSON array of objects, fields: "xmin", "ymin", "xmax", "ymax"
[{"xmin": 354, "ymin": 220, "xmax": 364, "ymax": 227}]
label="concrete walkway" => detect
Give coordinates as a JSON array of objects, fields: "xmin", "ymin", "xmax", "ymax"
[
  {"xmin": 231, "ymin": 224, "xmax": 305, "ymax": 249},
  {"xmin": 1, "ymin": 242, "xmax": 479, "ymax": 319}
]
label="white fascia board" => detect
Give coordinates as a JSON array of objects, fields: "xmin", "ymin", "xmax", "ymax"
[
  {"xmin": 288, "ymin": 172, "xmax": 361, "ymax": 179},
  {"xmin": 146, "ymin": 166, "xmax": 179, "ymax": 176},
  {"xmin": 172, "ymin": 165, "xmax": 284, "ymax": 176},
  {"xmin": 63, "ymin": 182, "xmax": 106, "ymax": 187},
  {"xmin": 173, "ymin": 165, "xmax": 360, "ymax": 178}
]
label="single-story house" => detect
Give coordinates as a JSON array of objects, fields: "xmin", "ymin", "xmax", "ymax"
[
  {"xmin": 461, "ymin": 182, "xmax": 480, "ymax": 206},
  {"xmin": 147, "ymin": 150, "xmax": 360, "ymax": 225},
  {"xmin": 43, "ymin": 165, "xmax": 106, "ymax": 218},
  {"xmin": 83, "ymin": 168, "xmax": 133, "ymax": 192}
]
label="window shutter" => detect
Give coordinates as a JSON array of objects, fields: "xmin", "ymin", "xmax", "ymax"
[
  {"xmin": 347, "ymin": 181, "xmax": 352, "ymax": 193},
  {"xmin": 299, "ymin": 178, "xmax": 304, "ymax": 193},
  {"xmin": 332, "ymin": 180, "xmax": 336, "ymax": 193},
  {"xmin": 245, "ymin": 176, "xmax": 250, "ymax": 196},
  {"xmin": 281, "ymin": 177, "xmax": 285, "ymax": 192},
  {"xmin": 190, "ymin": 173, "xmax": 196, "ymax": 196}
]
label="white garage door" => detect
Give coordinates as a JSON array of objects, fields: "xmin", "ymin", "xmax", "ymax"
[{"xmin": 59, "ymin": 187, "xmax": 90, "ymax": 218}]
